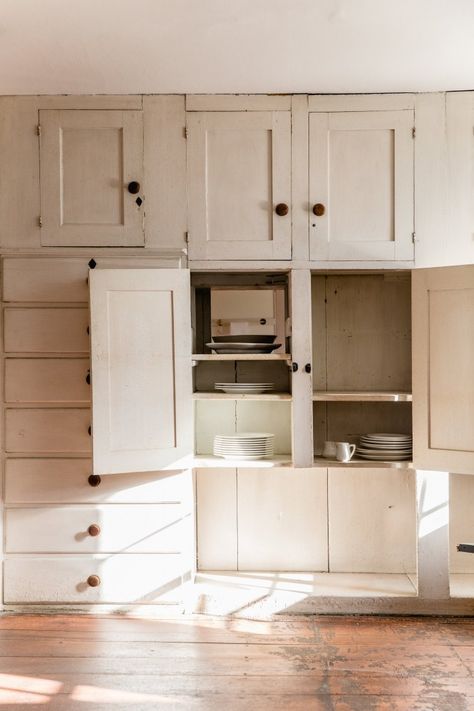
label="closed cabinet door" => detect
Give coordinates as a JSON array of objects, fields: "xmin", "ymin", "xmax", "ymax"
[
  {"xmin": 89, "ymin": 269, "xmax": 192, "ymax": 474},
  {"xmin": 309, "ymin": 110, "xmax": 414, "ymax": 261},
  {"xmin": 39, "ymin": 110, "xmax": 144, "ymax": 246},
  {"xmin": 412, "ymin": 264, "xmax": 474, "ymax": 474},
  {"xmin": 187, "ymin": 111, "xmax": 291, "ymax": 260}
]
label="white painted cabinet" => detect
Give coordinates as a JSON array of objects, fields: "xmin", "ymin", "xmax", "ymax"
[
  {"xmin": 412, "ymin": 264, "xmax": 474, "ymax": 475},
  {"xmin": 309, "ymin": 108, "xmax": 414, "ymax": 261},
  {"xmin": 89, "ymin": 268, "xmax": 192, "ymax": 474},
  {"xmin": 39, "ymin": 109, "xmax": 145, "ymax": 247},
  {"xmin": 187, "ymin": 110, "xmax": 292, "ymax": 260}
]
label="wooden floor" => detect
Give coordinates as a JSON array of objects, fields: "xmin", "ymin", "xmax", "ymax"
[{"xmin": 1, "ymin": 614, "xmax": 474, "ymax": 709}]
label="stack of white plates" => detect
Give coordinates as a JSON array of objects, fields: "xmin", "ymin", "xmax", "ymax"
[
  {"xmin": 215, "ymin": 383, "xmax": 274, "ymax": 394},
  {"xmin": 213, "ymin": 433, "xmax": 274, "ymax": 460},
  {"xmin": 356, "ymin": 433, "xmax": 412, "ymax": 461}
]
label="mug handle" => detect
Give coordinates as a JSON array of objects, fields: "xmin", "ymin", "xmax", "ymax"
[{"xmin": 349, "ymin": 444, "xmax": 356, "ymax": 460}]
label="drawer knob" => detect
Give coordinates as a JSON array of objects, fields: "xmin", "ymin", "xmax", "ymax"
[
  {"xmin": 127, "ymin": 181, "xmax": 140, "ymax": 194},
  {"xmin": 88, "ymin": 425, "xmax": 92, "ymax": 436},
  {"xmin": 275, "ymin": 203, "xmax": 289, "ymax": 217},
  {"xmin": 86, "ymin": 371, "xmax": 91, "ymax": 385},
  {"xmin": 312, "ymin": 203, "xmax": 325, "ymax": 216},
  {"xmin": 88, "ymin": 524, "xmax": 101, "ymax": 537},
  {"xmin": 88, "ymin": 474, "xmax": 101, "ymax": 487},
  {"xmin": 87, "ymin": 575, "xmax": 101, "ymax": 587}
]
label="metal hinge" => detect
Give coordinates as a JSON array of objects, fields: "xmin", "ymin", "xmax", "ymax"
[
  {"xmin": 185, "ymin": 231, "xmax": 189, "ymax": 244},
  {"xmin": 412, "ymin": 232, "xmax": 416, "ymax": 243},
  {"xmin": 184, "ymin": 126, "xmax": 188, "ymax": 139},
  {"xmin": 412, "ymin": 127, "xmax": 416, "ymax": 139},
  {"xmin": 38, "ymin": 216, "xmax": 42, "ymax": 228},
  {"xmin": 36, "ymin": 124, "xmax": 41, "ymax": 136}
]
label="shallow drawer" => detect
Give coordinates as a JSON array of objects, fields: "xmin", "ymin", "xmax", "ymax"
[
  {"xmin": 4, "ymin": 308, "xmax": 89, "ymax": 353},
  {"xmin": 5, "ymin": 358, "xmax": 91, "ymax": 403},
  {"xmin": 5, "ymin": 505, "xmax": 190, "ymax": 553},
  {"xmin": 4, "ymin": 554, "xmax": 185, "ymax": 604},
  {"xmin": 3, "ymin": 258, "xmax": 89, "ymax": 302},
  {"xmin": 5, "ymin": 459, "xmax": 191, "ymax": 504},
  {"xmin": 5, "ymin": 408, "xmax": 91, "ymax": 453}
]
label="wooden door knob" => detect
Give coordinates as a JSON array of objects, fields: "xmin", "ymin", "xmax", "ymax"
[
  {"xmin": 87, "ymin": 575, "xmax": 101, "ymax": 587},
  {"xmin": 275, "ymin": 203, "xmax": 289, "ymax": 216},
  {"xmin": 88, "ymin": 474, "xmax": 101, "ymax": 487},
  {"xmin": 127, "ymin": 181, "xmax": 140, "ymax": 194},
  {"xmin": 88, "ymin": 524, "xmax": 101, "ymax": 537},
  {"xmin": 312, "ymin": 203, "xmax": 325, "ymax": 216}
]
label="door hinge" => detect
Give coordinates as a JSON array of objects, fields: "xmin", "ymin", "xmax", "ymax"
[
  {"xmin": 412, "ymin": 232, "xmax": 416, "ymax": 243},
  {"xmin": 36, "ymin": 124, "xmax": 41, "ymax": 137},
  {"xmin": 412, "ymin": 127, "xmax": 416, "ymax": 139},
  {"xmin": 38, "ymin": 216, "xmax": 42, "ymax": 228},
  {"xmin": 185, "ymin": 231, "xmax": 189, "ymax": 244},
  {"xmin": 184, "ymin": 126, "xmax": 188, "ymax": 139}
]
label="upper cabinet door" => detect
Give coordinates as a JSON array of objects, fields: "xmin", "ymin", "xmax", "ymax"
[
  {"xmin": 39, "ymin": 110, "xmax": 144, "ymax": 247},
  {"xmin": 90, "ymin": 269, "xmax": 192, "ymax": 475},
  {"xmin": 413, "ymin": 265, "xmax": 474, "ymax": 475},
  {"xmin": 309, "ymin": 110, "xmax": 414, "ymax": 261},
  {"xmin": 187, "ymin": 111, "xmax": 292, "ymax": 260}
]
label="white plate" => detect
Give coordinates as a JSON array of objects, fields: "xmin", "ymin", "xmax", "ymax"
[
  {"xmin": 356, "ymin": 453, "xmax": 412, "ymax": 460},
  {"xmin": 216, "ymin": 454, "xmax": 272, "ymax": 460},
  {"xmin": 215, "ymin": 432, "xmax": 274, "ymax": 439},
  {"xmin": 361, "ymin": 433, "xmax": 412, "ymax": 441},
  {"xmin": 357, "ymin": 448, "xmax": 412, "ymax": 456}
]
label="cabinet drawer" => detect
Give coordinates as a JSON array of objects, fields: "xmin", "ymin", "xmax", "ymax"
[
  {"xmin": 5, "ymin": 459, "xmax": 190, "ymax": 504},
  {"xmin": 5, "ymin": 409, "xmax": 91, "ymax": 453},
  {"xmin": 3, "ymin": 258, "xmax": 89, "ymax": 302},
  {"xmin": 4, "ymin": 308, "xmax": 89, "ymax": 353},
  {"xmin": 5, "ymin": 505, "xmax": 189, "ymax": 553},
  {"xmin": 5, "ymin": 358, "xmax": 91, "ymax": 403},
  {"xmin": 4, "ymin": 554, "xmax": 184, "ymax": 604}
]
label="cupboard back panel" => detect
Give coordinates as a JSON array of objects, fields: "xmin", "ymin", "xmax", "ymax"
[
  {"xmin": 4, "ymin": 308, "xmax": 89, "ymax": 353},
  {"xmin": 313, "ymin": 402, "xmax": 412, "ymax": 455},
  {"xmin": 194, "ymin": 361, "xmax": 290, "ymax": 393},
  {"xmin": 312, "ymin": 274, "xmax": 412, "ymax": 392}
]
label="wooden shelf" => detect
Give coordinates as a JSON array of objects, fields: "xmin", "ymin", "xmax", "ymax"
[
  {"xmin": 193, "ymin": 392, "xmax": 292, "ymax": 401},
  {"xmin": 192, "ymin": 455, "xmax": 292, "ymax": 468},
  {"xmin": 312, "ymin": 391, "xmax": 413, "ymax": 402},
  {"xmin": 193, "ymin": 353, "xmax": 291, "ymax": 362},
  {"xmin": 313, "ymin": 456, "xmax": 413, "ymax": 469}
]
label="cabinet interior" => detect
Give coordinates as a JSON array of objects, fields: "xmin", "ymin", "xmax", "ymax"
[
  {"xmin": 191, "ymin": 272, "xmax": 292, "ymax": 458},
  {"xmin": 311, "ymin": 272, "xmax": 413, "ymax": 459}
]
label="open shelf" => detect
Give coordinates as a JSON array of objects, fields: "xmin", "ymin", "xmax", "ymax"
[
  {"xmin": 192, "ymin": 454, "xmax": 292, "ymax": 468},
  {"xmin": 313, "ymin": 390, "xmax": 412, "ymax": 402},
  {"xmin": 314, "ymin": 456, "xmax": 413, "ymax": 469},
  {"xmin": 193, "ymin": 392, "xmax": 291, "ymax": 401},
  {"xmin": 193, "ymin": 353, "xmax": 291, "ymax": 362}
]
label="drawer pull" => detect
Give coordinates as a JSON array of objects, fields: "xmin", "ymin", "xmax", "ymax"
[
  {"xmin": 88, "ymin": 425, "xmax": 92, "ymax": 436},
  {"xmin": 275, "ymin": 203, "xmax": 289, "ymax": 216},
  {"xmin": 312, "ymin": 203, "xmax": 325, "ymax": 216},
  {"xmin": 127, "ymin": 181, "xmax": 140, "ymax": 194},
  {"xmin": 88, "ymin": 474, "xmax": 101, "ymax": 487},
  {"xmin": 88, "ymin": 524, "xmax": 101, "ymax": 537},
  {"xmin": 86, "ymin": 371, "xmax": 91, "ymax": 385},
  {"xmin": 87, "ymin": 575, "xmax": 101, "ymax": 587}
]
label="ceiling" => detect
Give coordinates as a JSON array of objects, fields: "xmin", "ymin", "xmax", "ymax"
[{"xmin": 1, "ymin": 0, "xmax": 473, "ymax": 95}]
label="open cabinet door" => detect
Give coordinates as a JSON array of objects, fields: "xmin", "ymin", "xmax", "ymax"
[
  {"xmin": 90, "ymin": 269, "xmax": 192, "ymax": 474},
  {"xmin": 413, "ymin": 265, "xmax": 474, "ymax": 474}
]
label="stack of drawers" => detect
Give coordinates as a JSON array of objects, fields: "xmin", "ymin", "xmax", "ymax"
[{"xmin": 2, "ymin": 257, "xmax": 192, "ymax": 608}]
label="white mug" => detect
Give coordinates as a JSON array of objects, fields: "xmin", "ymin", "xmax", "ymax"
[
  {"xmin": 336, "ymin": 442, "xmax": 356, "ymax": 462},
  {"xmin": 322, "ymin": 441, "xmax": 337, "ymax": 458}
]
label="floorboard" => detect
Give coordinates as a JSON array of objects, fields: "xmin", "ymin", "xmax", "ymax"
[{"xmin": 0, "ymin": 614, "xmax": 473, "ymax": 709}]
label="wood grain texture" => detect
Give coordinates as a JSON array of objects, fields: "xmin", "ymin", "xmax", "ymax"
[{"xmin": 0, "ymin": 614, "xmax": 472, "ymax": 710}]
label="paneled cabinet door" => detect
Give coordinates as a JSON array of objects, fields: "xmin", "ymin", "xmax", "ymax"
[
  {"xmin": 187, "ymin": 111, "xmax": 291, "ymax": 260},
  {"xmin": 90, "ymin": 269, "xmax": 192, "ymax": 474},
  {"xmin": 39, "ymin": 110, "xmax": 144, "ymax": 246},
  {"xmin": 309, "ymin": 110, "xmax": 414, "ymax": 261},
  {"xmin": 412, "ymin": 265, "xmax": 474, "ymax": 474}
]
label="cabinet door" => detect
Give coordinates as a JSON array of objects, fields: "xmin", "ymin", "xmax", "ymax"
[
  {"xmin": 309, "ymin": 110, "xmax": 414, "ymax": 261},
  {"xmin": 187, "ymin": 111, "xmax": 291, "ymax": 260},
  {"xmin": 413, "ymin": 265, "xmax": 474, "ymax": 474},
  {"xmin": 90, "ymin": 269, "xmax": 192, "ymax": 474},
  {"xmin": 39, "ymin": 110, "xmax": 144, "ymax": 247}
]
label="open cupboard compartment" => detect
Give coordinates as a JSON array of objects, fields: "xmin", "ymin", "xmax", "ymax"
[
  {"xmin": 311, "ymin": 271, "xmax": 413, "ymax": 466},
  {"xmin": 191, "ymin": 271, "xmax": 292, "ymax": 462}
]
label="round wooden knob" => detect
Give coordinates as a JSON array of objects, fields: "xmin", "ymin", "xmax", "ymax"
[
  {"xmin": 127, "ymin": 181, "xmax": 140, "ymax": 194},
  {"xmin": 87, "ymin": 575, "xmax": 101, "ymax": 587},
  {"xmin": 88, "ymin": 474, "xmax": 101, "ymax": 488},
  {"xmin": 275, "ymin": 203, "xmax": 289, "ymax": 216},
  {"xmin": 312, "ymin": 203, "xmax": 325, "ymax": 216},
  {"xmin": 88, "ymin": 524, "xmax": 101, "ymax": 537}
]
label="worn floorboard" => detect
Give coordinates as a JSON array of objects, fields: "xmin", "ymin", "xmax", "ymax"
[{"xmin": 0, "ymin": 614, "xmax": 473, "ymax": 709}]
